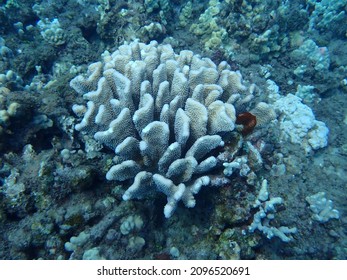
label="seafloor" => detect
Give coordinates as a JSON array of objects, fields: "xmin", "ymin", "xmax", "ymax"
[{"xmin": 0, "ymin": 0, "xmax": 346, "ymax": 260}]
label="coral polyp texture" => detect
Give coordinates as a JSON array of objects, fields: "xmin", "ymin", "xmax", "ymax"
[{"xmin": 70, "ymin": 40, "xmax": 250, "ymax": 218}]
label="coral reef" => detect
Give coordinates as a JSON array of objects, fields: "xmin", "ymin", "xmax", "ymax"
[{"xmin": 0, "ymin": 0, "xmax": 345, "ymax": 261}]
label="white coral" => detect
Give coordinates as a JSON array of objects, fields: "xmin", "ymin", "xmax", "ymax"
[
  {"xmin": 71, "ymin": 40, "xmax": 249, "ymax": 218},
  {"xmin": 306, "ymin": 192, "xmax": 339, "ymax": 223},
  {"xmin": 37, "ymin": 18, "xmax": 65, "ymax": 46},
  {"xmin": 273, "ymin": 94, "xmax": 329, "ymax": 153}
]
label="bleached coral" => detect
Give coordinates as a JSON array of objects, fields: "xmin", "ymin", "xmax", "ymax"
[
  {"xmin": 120, "ymin": 215, "xmax": 144, "ymax": 235},
  {"xmin": 2, "ymin": 168, "xmax": 26, "ymax": 204},
  {"xmin": 0, "ymin": 37, "xmax": 13, "ymax": 61},
  {"xmin": 292, "ymin": 39, "xmax": 330, "ymax": 76},
  {"xmin": 0, "ymin": 70, "xmax": 22, "ymax": 88},
  {"xmin": 65, "ymin": 231, "xmax": 90, "ymax": 252},
  {"xmin": 71, "ymin": 40, "xmax": 250, "ymax": 218},
  {"xmin": 223, "ymin": 155, "xmax": 250, "ymax": 177},
  {"xmin": 248, "ymin": 179, "xmax": 297, "ymax": 242},
  {"xmin": 273, "ymin": 94, "xmax": 329, "ymax": 153},
  {"xmin": 306, "ymin": 192, "xmax": 340, "ymax": 223},
  {"xmin": 83, "ymin": 247, "xmax": 105, "ymax": 260},
  {"xmin": 37, "ymin": 18, "xmax": 65, "ymax": 46},
  {"xmin": 295, "ymin": 85, "xmax": 318, "ymax": 104}
]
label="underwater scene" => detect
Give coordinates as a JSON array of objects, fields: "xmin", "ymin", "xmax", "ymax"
[{"xmin": 0, "ymin": 0, "xmax": 346, "ymax": 260}]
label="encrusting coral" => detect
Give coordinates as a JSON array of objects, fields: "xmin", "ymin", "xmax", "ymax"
[{"xmin": 71, "ymin": 40, "xmax": 259, "ymax": 218}]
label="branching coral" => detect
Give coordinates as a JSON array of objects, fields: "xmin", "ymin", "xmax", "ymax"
[{"xmin": 71, "ymin": 40, "xmax": 256, "ymax": 218}]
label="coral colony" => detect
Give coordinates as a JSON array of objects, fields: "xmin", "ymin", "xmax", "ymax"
[{"xmin": 71, "ymin": 40, "xmax": 258, "ymax": 218}]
